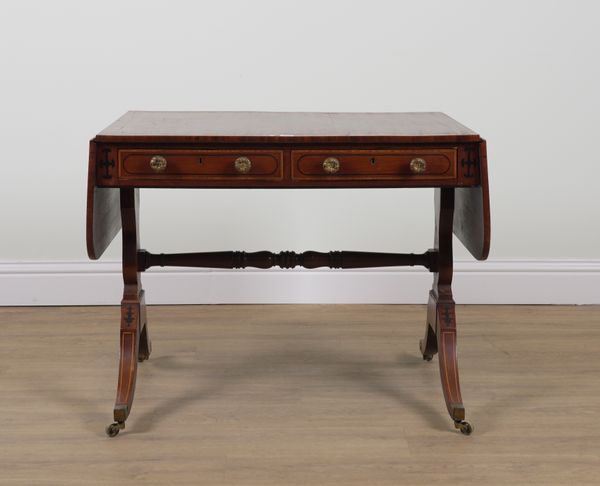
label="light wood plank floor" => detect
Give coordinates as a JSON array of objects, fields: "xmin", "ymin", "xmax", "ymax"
[{"xmin": 0, "ymin": 305, "xmax": 599, "ymax": 485}]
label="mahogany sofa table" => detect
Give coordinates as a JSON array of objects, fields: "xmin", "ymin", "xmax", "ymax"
[{"xmin": 86, "ymin": 111, "xmax": 490, "ymax": 437}]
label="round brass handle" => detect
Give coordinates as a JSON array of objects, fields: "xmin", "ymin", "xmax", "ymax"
[
  {"xmin": 409, "ymin": 158, "xmax": 426, "ymax": 174},
  {"xmin": 149, "ymin": 155, "xmax": 167, "ymax": 172},
  {"xmin": 322, "ymin": 157, "xmax": 340, "ymax": 174},
  {"xmin": 234, "ymin": 156, "xmax": 252, "ymax": 174}
]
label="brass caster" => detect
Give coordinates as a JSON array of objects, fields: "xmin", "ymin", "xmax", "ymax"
[
  {"xmin": 419, "ymin": 339, "xmax": 434, "ymax": 361},
  {"xmin": 454, "ymin": 420, "xmax": 473, "ymax": 436},
  {"xmin": 106, "ymin": 422, "xmax": 124, "ymax": 437}
]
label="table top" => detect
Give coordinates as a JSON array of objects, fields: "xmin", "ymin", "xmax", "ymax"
[
  {"xmin": 88, "ymin": 111, "xmax": 489, "ymax": 262},
  {"xmin": 95, "ymin": 111, "xmax": 480, "ymax": 144}
]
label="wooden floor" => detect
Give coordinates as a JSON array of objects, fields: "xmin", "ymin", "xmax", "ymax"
[{"xmin": 0, "ymin": 305, "xmax": 599, "ymax": 485}]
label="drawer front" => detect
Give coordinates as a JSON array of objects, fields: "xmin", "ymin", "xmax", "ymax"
[
  {"xmin": 119, "ymin": 150, "xmax": 283, "ymax": 179},
  {"xmin": 292, "ymin": 148, "xmax": 456, "ymax": 181}
]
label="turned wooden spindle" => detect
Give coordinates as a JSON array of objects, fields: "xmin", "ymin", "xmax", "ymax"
[{"xmin": 137, "ymin": 249, "xmax": 438, "ymax": 272}]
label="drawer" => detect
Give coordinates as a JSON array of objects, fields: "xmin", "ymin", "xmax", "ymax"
[
  {"xmin": 292, "ymin": 149, "xmax": 456, "ymax": 181},
  {"xmin": 118, "ymin": 149, "xmax": 283, "ymax": 179}
]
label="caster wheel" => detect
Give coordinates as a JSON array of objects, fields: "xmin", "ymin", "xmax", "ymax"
[
  {"xmin": 419, "ymin": 339, "xmax": 434, "ymax": 361},
  {"xmin": 454, "ymin": 420, "xmax": 473, "ymax": 435},
  {"xmin": 106, "ymin": 422, "xmax": 123, "ymax": 437}
]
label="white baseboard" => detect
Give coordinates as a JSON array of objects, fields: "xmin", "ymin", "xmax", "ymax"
[{"xmin": 0, "ymin": 259, "xmax": 598, "ymax": 305}]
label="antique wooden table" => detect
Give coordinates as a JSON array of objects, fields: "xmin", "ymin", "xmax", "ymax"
[{"xmin": 87, "ymin": 111, "xmax": 490, "ymax": 437}]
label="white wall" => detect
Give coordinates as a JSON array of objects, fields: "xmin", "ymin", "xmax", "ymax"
[{"xmin": 0, "ymin": 1, "xmax": 599, "ymax": 303}]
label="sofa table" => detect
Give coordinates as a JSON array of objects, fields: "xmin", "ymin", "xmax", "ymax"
[{"xmin": 86, "ymin": 111, "xmax": 490, "ymax": 437}]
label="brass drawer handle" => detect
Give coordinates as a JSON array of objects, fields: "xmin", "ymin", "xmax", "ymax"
[
  {"xmin": 234, "ymin": 156, "xmax": 252, "ymax": 174},
  {"xmin": 149, "ymin": 155, "xmax": 167, "ymax": 172},
  {"xmin": 322, "ymin": 157, "xmax": 340, "ymax": 174},
  {"xmin": 409, "ymin": 157, "xmax": 426, "ymax": 174}
]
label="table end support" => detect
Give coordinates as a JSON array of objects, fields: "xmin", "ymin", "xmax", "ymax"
[
  {"xmin": 107, "ymin": 189, "xmax": 152, "ymax": 438},
  {"xmin": 420, "ymin": 188, "xmax": 472, "ymax": 435}
]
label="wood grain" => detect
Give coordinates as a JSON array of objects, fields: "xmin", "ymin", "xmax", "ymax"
[
  {"xmin": 90, "ymin": 114, "xmax": 483, "ymax": 189},
  {"xmin": 0, "ymin": 305, "xmax": 598, "ymax": 485},
  {"xmin": 137, "ymin": 249, "xmax": 437, "ymax": 271},
  {"xmin": 453, "ymin": 141, "xmax": 491, "ymax": 260},
  {"xmin": 86, "ymin": 141, "xmax": 121, "ymax": 259},
  {"xmin": 96, "ymin": 111, "xmax": 480, "ymax": 144},
  {"xmin": 292, "ymin": 148, "xmax": 456, "ymax": 181},
  {"xmin": 113, "ymin": 188, "xmax": 147, "ymax": 424},
  {"xmin": 119, "ymin": 149, "xmax": 283, "ymax": 180}
]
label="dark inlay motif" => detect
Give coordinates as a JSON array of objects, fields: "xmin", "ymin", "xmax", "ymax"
[
  {"xmin": 125, "ymin": 305, "xmax": 134, "ymax": 327},
  {"xmin": 442, "ymin": 304, "xmax": 453, "ymax": 327},
  {"xmin": 461, "ymin": 146, "xmax": 477, "ymax": 178},
  {"xmin": 99, "ymin": 148, "xmax": 115, "ymax": 179}
]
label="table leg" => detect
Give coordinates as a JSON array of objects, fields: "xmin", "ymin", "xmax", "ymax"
[
  {"xmin": 419, "ymin": 188, "xmax": 473, "ymax": 435},
  {"xmin": 106, "ymin": 188, "xmax": 151, "ymax": 437}
]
